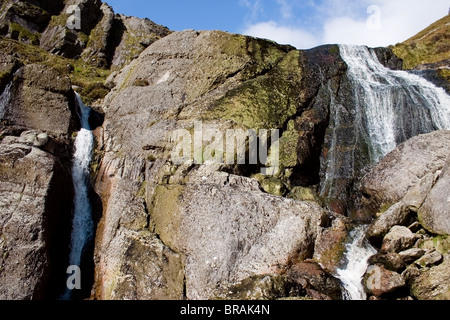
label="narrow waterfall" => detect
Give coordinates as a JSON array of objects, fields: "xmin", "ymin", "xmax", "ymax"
[
  {"xmin": 336, "ymin": 225, "xmax": 377, "ymax": 300},
  {"xmin": 62, "ymin": 93, "xmax": 95, "ymax": 300},
  {"xmin": 0, "ymin": 82, "xmax": 12, "ymax": 119},
  {"xmin": 338, "ymin": 44, "xmax": 450, "ymax": 162}
]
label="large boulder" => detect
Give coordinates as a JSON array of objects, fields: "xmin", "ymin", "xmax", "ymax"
[
  {"xmin": 1, "ymin": 63, "xmax": 75, "ymax": 137},
  {"xmin": 381, "ymin": 226, "xmax": 418, "ymax": 253},
  {"xmin": 91, "ymin": 30, "xmax": 350, "ymax": 300},
  {"xmin": 411, "ymin": 256, "xmax": 450, "ymax": 300},
  {"xmin": 364, "ymin": 265, "xmax": 406, "ymax": 297},
  {"xmin": 418, "ymin": 158, "xmax": 450, "ymax": 235},
  {"xmin": 362, "ymin": 131, "xmax": 450, "ymax": 216},
  {"xmin": 366, "ymin": 202, "xmax": 411, "ymax": 245},
  {"xmin": 94, "ymin": 168, "xmax": 327, "ymax": 300},
  {"xmin": 0, "ymin": 138, "xmax": 72, "ymax": 299}
]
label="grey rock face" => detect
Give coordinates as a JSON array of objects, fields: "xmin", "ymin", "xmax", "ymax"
[
  {"xmin": 1, "ymin": 64, "xmax": 74, "ymax": 137},
  {"xmin": 381, "ymin": 226, "xmax": 418, "ymax": 253},
  {"xmin": 38, "ymin": 0, "xmax": 171, "ymax": 68},
  {"xmin": 180, "ymin": 172, "xmax": 326, "ymax": 300},
  {"xmin": 91, "ymin": 30, "xmax": 345, "ymax": 300},
  {"xmin": 418, "ymin": 158, "xmax": 450, "ymax": 235},
  {"xmin": 94, "ymin": 167, "xmax": 328, "ymax": 300},
  {"xmin": 411, "ymin": 256, "xmax": 450, "ymax": 300},
  {"xmin": 361, "ymin": 131, "xmax": 450, "ymax": 217},
  {"xmin": 0, "ymin": 140, "xmax": 72, "ymax": 299},
  {"xmin": 366, "ymin": 202, "xmax": 411, "ymax": 245}
]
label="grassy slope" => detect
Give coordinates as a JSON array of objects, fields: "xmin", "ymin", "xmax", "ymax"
[
  {"xmin": 0, "ymin": 36, "xmax": 110, "ymax": 104},
  {"xmin": 392, "ymin": 14, "xmax": 450, "ymax": 70}
]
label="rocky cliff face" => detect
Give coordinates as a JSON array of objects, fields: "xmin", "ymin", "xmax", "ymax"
[
  {"xmin": 0, "ymin": 1, "xmax": 449, "ymax": 300},
  {"xmin": 90, "ymin": 30, "xmax": 350, "ymax": 300},
  {"xmin": 0, "ymin": 0, "xmax": 171, "ymax": 70},
  {"xmin": 0, "ymin": 62, "xmax": 76, "ymax": 299}
]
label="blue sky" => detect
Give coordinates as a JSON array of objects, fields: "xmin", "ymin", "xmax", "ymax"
[{"xmin": 105, "ymin": 0, "xmax": 449, "ymax": 49}]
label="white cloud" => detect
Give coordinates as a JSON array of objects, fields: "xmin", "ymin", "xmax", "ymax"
[
  {"xmin": 239, "ymin": 0, "xmax": 263, "ymax": 22},
  {"xmin": 242, "ymin": 0, "xmax": 449, "ymax": 49},
  {"xmin": 276, "ymin": 0, "xmax": 293, "ymax": 19},
  {"xmin": 244, "ymin": 21, "xmax": 319, "ymax": 49},
  {"xmin": 323, "ymin": 0, "xmax": 450, "ymax": 47}
]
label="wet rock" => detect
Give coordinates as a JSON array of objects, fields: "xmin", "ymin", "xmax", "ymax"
[
  {"xmin": 371, "ymin": 47, "xmax": 403, "ymax": 70},
  {"xmin": 286, "ymin": 262, "xmax": 342, "ymax": 300}
]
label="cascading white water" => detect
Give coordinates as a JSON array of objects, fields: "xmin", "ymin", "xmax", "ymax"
[
  {"xmin": 62, "ymin": 93, "xmax": 94, "ymax": 300},
  {"xmin": 331, "ymin": 46, "xmax": 450, "ymax": 301},
  {"xmin": 0, "ymin": 82, "xmax": 12, "ymax": 119},
  {"xmin": 336, "ymin": 225, "xmax": 377, "ymax": 301},
  {"xmin": 339, "ymin": 44, "xmax": 450, "ymax": 162}
]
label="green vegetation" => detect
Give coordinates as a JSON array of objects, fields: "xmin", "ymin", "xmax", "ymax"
[
  {"xmin": 392, "ymin": 15, "xmax": 450, "ymax": 69},
  {"xmin": 186, "ymin": 31, "xmax": 290, "ymax": 103},
  {"xmin": 0, "ymin": 36, "xmax": 111, "ymax": 103},
  {"xmin": 205, "ymin": 49, "xmax": 301, "ymax": 130},
  {"xmin": 9, "ymin": 22, "xmax": 40, "ymax": 45}
]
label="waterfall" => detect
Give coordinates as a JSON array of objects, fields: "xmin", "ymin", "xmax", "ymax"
[
  {"xmin": 62, "ymin": 93, "xmax": 95, "ymax": 300},
  {"xmin": 338, "ymin": 44, "xmax": 450, "ymax": 162},
  {"xmin": 320, "ymin": 45, "xmax": 450, "ymax": 202},
  {"xmin": 330, "ymin": 46, "xmax": 450, "ymax": 300},
  {"xmin": 336, "ymin": 225, "xmax": 377, "ymax": 300},
  {"xmin": 0, "ymin": 82, "xmax": 12, "ymax": 119}
]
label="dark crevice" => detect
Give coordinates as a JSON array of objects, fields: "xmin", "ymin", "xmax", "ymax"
[
  {"xmin": 41, "ymin": 147, "xmax": 74, "ymax": 300},
  {"xmin": 104, "ymin": 17, "xmax": 126, "ymax": 69}
]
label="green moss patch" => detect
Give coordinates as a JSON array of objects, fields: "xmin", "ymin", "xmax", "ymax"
[
  {"xmin": 205, "ymin": 50, "xmax": 302, "ymax": 130},
  {"xmin": 0, "ymin": 37, "xmax": 111, "ymax": 103}
]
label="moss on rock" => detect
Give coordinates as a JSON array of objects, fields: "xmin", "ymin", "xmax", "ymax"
[
  {"xmin": 288, "ymin": 186, "xmax": 322, "ymax": 204},
  {"xmin": 205, "ymin": 49, "xmax": 302, "ymax": 130},
  {"xmin": 150, "ymin": 184, "xmax": 185, "ymax": 251}
]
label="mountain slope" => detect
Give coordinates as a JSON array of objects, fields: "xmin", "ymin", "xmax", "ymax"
[{"xmin": 392, "ymin": 14, "xmax": 450, "ymax": 69}]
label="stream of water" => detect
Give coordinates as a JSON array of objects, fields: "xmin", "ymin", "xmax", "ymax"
[
  {"xmin": 61, "ymin": 93, "xmax": 94, "ymax": 300},
  {"xmin": 333, "ymin": 45, "xmax": 450, "ymax": 300}
]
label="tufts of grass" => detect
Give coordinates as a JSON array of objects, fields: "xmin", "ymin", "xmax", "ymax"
[{"xmin": 0, "ymin": 36, "xmax": 111, "ymax": 103}]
